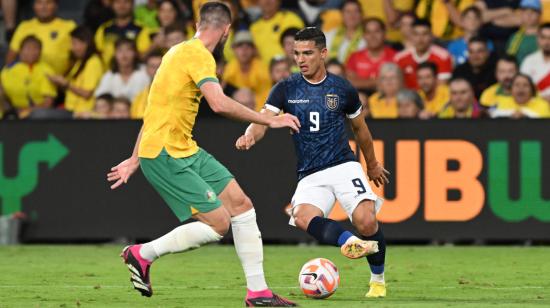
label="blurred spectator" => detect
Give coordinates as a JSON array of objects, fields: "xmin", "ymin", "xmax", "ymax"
[
  {"xmin": 0, "ymin": 36, "xmax": 56, "ymax": 119},
  {"xmin": 447, "ymin": 6, "xmax": 494, "ymax": 65},
  {"xmin": 520, "ymin": 22, "xmax": 550, "ymax": 101},
  {"xmin": 74, "ymin": 93, "xmax": 113, "ymax": 119},
  {"xmin": 358, "ymin": 90, "xmax": 371, "ymax": 118},
  {"xmin": 544, "ymin": 0, "xmax": 550, "ymax": 22},
  {"xmin": 439, "ymin": 78, "xmax": 485, "ymax": 118},
  {"xmin": 95, "ymin": 0, "xmax": 152, "ymax": 66},
  {"xmin": 250, "ymin": 0, "xmax": 304, "ymax": 64},
  {"xmin": 295, "ymin": 0, "xmax": 340, "ymax": 27},
  {"xmin": 476, "ymin": 0, "xmax": 521, "ymax": 55},
  {"xmin": 84, "ymin": 0, "xmax": 115, "ymax": 33},
  {"xmin": 507, "ymin": 0, "xmax": 542, "ymax": 64},
  {"xmin": 2, "ymin": 0, "xmax": 17, "ymax": 42},
  {"xmin": 397, "ymin": 89, "xmax": 424, "ymax": 118},
  {"xmin": 415, "ymin": 0, "xmax": 475, "ymax": 41},
  {"xmin": 7, "ymin": 0, "xmax": 76, "ymax": 75},
  {"xmin": 280, "ymin": 27, "xmax": 300, "ymax": 73},
  {"xmin": 326, "ymin": 59, "xmax": 345, "ymax": 77},
  {"xmin": 417, "ymin": 61, "xmax": 450, "ymax": 115},
  {"xmin": 232, "ymin": 88, "xmax": 256, "ymax": 110},
  {"xmin": 110, "ymin": 96, "xmax": 131, "ymax": 119},
  {"xmin": 391, "ymin": 12, "xmax": 415, "ymax": 50},
  {"xmin": 491, "ymin": 73, "xmax": 550, "ymax": 118},
  {"xmin": 223, "ymin": 31, "xmax": 272, "ymax": 111},
  {"xmin": 480, "ymin": 55, "xmax": 518, "ymax": 107},
  {"xmin": 164, "ymin": 23, "xmax": 187, "ymax": 49},
  {"xmin": 452, "ymin": 36, "xmax": 496, "ymax": 99},
  {"xmin": 48, "ymin": 26, "xmax": 104, "ymax": 114},
  {"xmin": 131, "ymin": 50, "xmax": 162, "ymax": 119},
  {"xmin": 325, "ymin": 0, "xmax": 366, "ymax": 64},
  {"xmin": 346, "ymin": 18, "xmax": 396, "ymax": 94},
  {"xmin": 358, "ymin": 0, "xmax": 415, "ymax": 43},
  {"xmin": 269, "ymin": 56, "xmax": 291, "ymax": 84},
  {"xmin": 134, "ymin": 0, "xmax": 158, "ymax": 29},
  {"xmin": 395, "ymin": 19, "xmax": 453, "ymax": 89},
  {"xmin": 368, "ymin": 62, "xmax": 403, "ymax": 118},
  {"xmin": 148, "ymin": 0, "xmax": 186, "ymax": 52},
  {"xmin": 95, "ymin": 38, "xmax": 150, "ymax": 100}
]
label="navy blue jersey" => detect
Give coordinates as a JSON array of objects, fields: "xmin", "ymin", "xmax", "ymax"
[{"xmin": 265, "ymin": 73, "xmax": 362, "ymax": 180}]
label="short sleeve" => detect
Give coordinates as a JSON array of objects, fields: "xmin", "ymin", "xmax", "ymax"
[
  {"xmin": 78, "ymin": 56, "xmax": 104, "ymax": 90},
  {"xmin": 344, "ymin": 84, "xmax": 362, "ymax": 118},
  {"xmin": 437, "ymin": 56, "xmax": 453, "ymax": 80},
  {"xmin": 345, "ymin": 53, "xmax": 358, "ymax": 73},
  {"xmin": 9, "ymin": 22, "xmax": 29, "ymax": 52},
  {"xmin": 187, "ymin": 48, "xmax": 218, "ymax": 88},
  {"xmin": 264, "ymin": 81, "xmax": 286, "ymax": 113}
]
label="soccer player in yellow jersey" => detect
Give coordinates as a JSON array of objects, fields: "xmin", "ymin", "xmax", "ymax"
[{"xmin": 107, "ymin": 3, "xmax": 299, "ymax": 307}]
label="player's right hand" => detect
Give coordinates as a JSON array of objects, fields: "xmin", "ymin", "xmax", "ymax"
[
  {"xmin": 235, "ymin": 134, "xmax": 255, "ymax": 150},
  {"xmin": 268, "ymin": 113, "xmax": 301, "ymax": 132},
  {"xmin": 107, "ymin": 157, "xmax": 140, "ymax": 189}
]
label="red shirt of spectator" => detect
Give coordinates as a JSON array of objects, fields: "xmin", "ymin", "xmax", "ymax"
[
  {"xmin": 394, "ymin": 45, "xmax": 452, "ymax": 89},
  {"xmin": 346, "ymin": 46, "xmax": 397, "ymax": 80}
]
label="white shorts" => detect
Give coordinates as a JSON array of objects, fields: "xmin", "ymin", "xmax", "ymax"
[{"xmin": 288, "ymin": 161, "xmax": 384, "ymax": 226}]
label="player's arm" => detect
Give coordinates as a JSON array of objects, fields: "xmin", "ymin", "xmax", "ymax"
[
  {"xmin": 235, "ymin": 108, "xmax": 277, "ymax": 150},
  {"xmin": 200, "ymin": 82, "xmax": 300, "ymax": 131},
  {"xmin": 106, "ymin": 126, "xmax": 143, "ymax": 189},
  {"xmin": 350, "ymin": 109, "xmax": 390, "ymax": 187}
]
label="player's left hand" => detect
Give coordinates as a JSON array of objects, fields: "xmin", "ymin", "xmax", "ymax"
[
  {"xmin": 367, "ymin": 161, "xmax": 390, "ymax": 187},
  {"xmin": 235, "ymin": 134, "xmax": 255, "ymax": 150},
  {"xmin": 107, "ymin": 157, "xmax": 140, "ymax": 189}
]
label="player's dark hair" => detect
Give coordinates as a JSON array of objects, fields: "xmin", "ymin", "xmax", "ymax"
[
  {"xmin": 364, "ymin": 17, "xmax": 386, "ymax": 32},
  {"xmin": 417, "ymin": 61, "xmax": 438, "ymax": 76},
  {"xmin": 280, "ymin": 27, "xmax": 300, "ymax": 47},
  {"xmin": 199, "ymin": 1, "xmax": 232, "ymax": 29},
  {"xmin": 497, "ymin": 54, "xmax": 518, "ymax": 68},
  {"xmin": 20, "ymin": 35, "xmax": 42, "ymax": 50},
  {"xmin": 111, "ymin": 37, "xmax": 140, "ymax": 73},
  {"xmin": 539, "ymin": 22, "xmax": 550, "ymax": 33},
  {"xmin": 413, "ymin": 18, "xmax": 432, "ymax": 30},
  {"xmin": 69, "ymin": 25, "xmax": 98, "ymax": 78},
  {"xmin": 461, "ymin": 6, "xmax": 482, "ymax": 19},
  {"xmin": 295, "ymin": 27, "xmax": 326, "ymax": 50},
  {"xmin": 512, "ymin": 73, "xmax": 537, "ymax": 97}
]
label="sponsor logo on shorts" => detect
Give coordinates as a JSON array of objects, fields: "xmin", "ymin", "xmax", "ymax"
[{"xmin": 206, "ymin": 190, "xmax": 216, "ymax": 203}]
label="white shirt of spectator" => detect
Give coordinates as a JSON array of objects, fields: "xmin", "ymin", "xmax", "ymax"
[
  {"xmin": 94, "ymin": 66, "xmax": 150, "ymax": 101},
  {"xmin": 520, "ymin": 50, "xmax": 550, "ymax": 98},
  {"xmin": 324, "ymin": 28, "xmax": 366, "ymax": 64}
]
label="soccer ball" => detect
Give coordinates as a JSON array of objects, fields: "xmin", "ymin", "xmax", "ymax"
[{"xmin": 298, "ymin": 258, "xmax": 340, "ymax": 299}]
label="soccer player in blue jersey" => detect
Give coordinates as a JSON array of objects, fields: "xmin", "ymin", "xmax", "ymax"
[{"xmin": 236, "ymin": 27, "xmax": 390, "ymax": 298}]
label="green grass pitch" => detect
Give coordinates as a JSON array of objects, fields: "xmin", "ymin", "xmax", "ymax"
[{"xmin": 0, "ymin": 245, "xmax": 549, "ymax": 307}]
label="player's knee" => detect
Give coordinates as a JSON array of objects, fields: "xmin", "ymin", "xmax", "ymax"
[
  {"xmin": 355, "ymin": 217, "xmax": 378, "ymax": 237},
  {"xmin": 293, "ymin": 211, "xmax": 318, "ymax": 231}
]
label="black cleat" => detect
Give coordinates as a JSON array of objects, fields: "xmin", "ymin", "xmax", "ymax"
[
  {"xmin": 120, "ymin": 245, "xmax": 153, "ymax": 297},
  {"xmin": 245, "ymin": 293, "xmax": 298, "ymax": 307}
]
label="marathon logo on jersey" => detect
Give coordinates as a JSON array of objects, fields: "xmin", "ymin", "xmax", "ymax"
[
  {"xmin": 288, "ymin": 99, "xmax": 310, "ymax": 104},
  {"xmin": 325, "ymin": 94, "xmax": 339, "ymax": 110}
]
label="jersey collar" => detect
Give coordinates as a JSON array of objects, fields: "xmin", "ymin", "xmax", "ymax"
[{"xmin": 301, "ymin": 73, "xmax": 328, "ymax": 86}]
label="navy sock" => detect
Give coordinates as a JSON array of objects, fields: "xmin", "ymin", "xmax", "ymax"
[
  {"xmin": 306, "ymin": 216, "xmax": 353, "ymax": 246},
  {"xmin": 361, "ymin": 227, "xmax": 386, "ymax": 274}
]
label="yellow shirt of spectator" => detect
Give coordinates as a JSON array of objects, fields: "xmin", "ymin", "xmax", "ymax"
[
  {"xmin": 368, "ymin": 93, "xmax": 398, "ymax": 119},
  {"xmin": 64, "ymin": 54, "xmax": 104, "ymax": 113},
  {"xmin": 418, "ymin": 84, "xmax": 449, "ymax": 114},
  {"xmin": 492, "ymin": 96, "xmax": 550, "ymax": 118},
  {"xmin": 416, "ymin": 0, "xmax": 474, "ymax": 40},
  {"xmin": 359, "ymin": 0, "xmax": 415, "ymax": 41},
  {"xmin": 1, "ymin": 61, "xmax": 57, "ymax": 109},
  {"xmin": 543, "ymin": 0, "xmax": 550, "ymax": 22},
  {"xmin": 223, "ymin": 57, "xmax": 272, "ymax": 111},
  {"xmin": 479, "ymin": 83, "xmax": 511, "ymax": 107},
  {"xmin": 10, "ymin": 17, "xmax": 76, "ymax": 74},
  {"xmin": 131, "ymin": 86, "xmax": 150, "ymax": 119},
  {"xmin": 95, "ymin": 20, "xmax": 152, "ymax": 67},
  {"xmin": 250, "ymin": 11, "xmax": 304, "ymax": 64},
  {"xmin": 139, "ymin": 39, "xmax": 218, "ymax": 159}
]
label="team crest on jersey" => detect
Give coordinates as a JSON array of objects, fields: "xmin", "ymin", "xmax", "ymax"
[
  {"xmin": 50, "ymin": 31, "xmax": 58, "ymax": 39},
  {"xmin": 325, "ymin": 94, "xmax": 339, "ymax": 110}
]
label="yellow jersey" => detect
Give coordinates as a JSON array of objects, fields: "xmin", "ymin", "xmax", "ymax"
[
  {"xmin": 416, "ymin": 0, "xmax": 475, "ymax": 40},
  {"xmin": 131, "ymin": 86, "xmax": 150, "ymax": 119},
  {"xmin": 222, "ymin": 57, "xmax": 272, "ymax": 111},
  {"xmin": 368, "ymin": 93, "xmax": 398, "ymax": 119},
  {"xmin": 250, "ymin": 11, "xmax": 304, "ymax": 64},
  {"xmin": 64, "ymin": 55, "xmax": 104, "ymax": 113},
  {"xmin": 10, "ymin": 17, "xmax": 76, "ymax": 74},
  {"xmin": 139, "ymin": 39, "xmax": 218, "ymax": 159},
  {"xmin": 418, "ymin": 84, "xmax": 449, "ymax": 114},
  {"xmin": 0, "ymin": 61, "xmax": 57, "ymax": 109},
  {"xmin": 479, "ymin": 83, "xmax": 510, "ymax": 107},
  {"xmin": 359, "ymin": 0, "xmax": 415, "ymax": 41},
  {"xmin": 492, "ymin": 96, "xmax": 550, "ymax": 118},
  {"xmin": 94, "ymin": 20, "xmax": 152, "ymax": 67}
]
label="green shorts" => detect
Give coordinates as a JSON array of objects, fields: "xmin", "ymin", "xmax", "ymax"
[{"xmin": 140, "ymin": 148, "xmax": 234, "ymax": 221}]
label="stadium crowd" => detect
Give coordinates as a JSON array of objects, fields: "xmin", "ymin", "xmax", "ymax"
[{"xmin": 0, "ymin": 0, "xmax": 549, "ymax": 120}]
